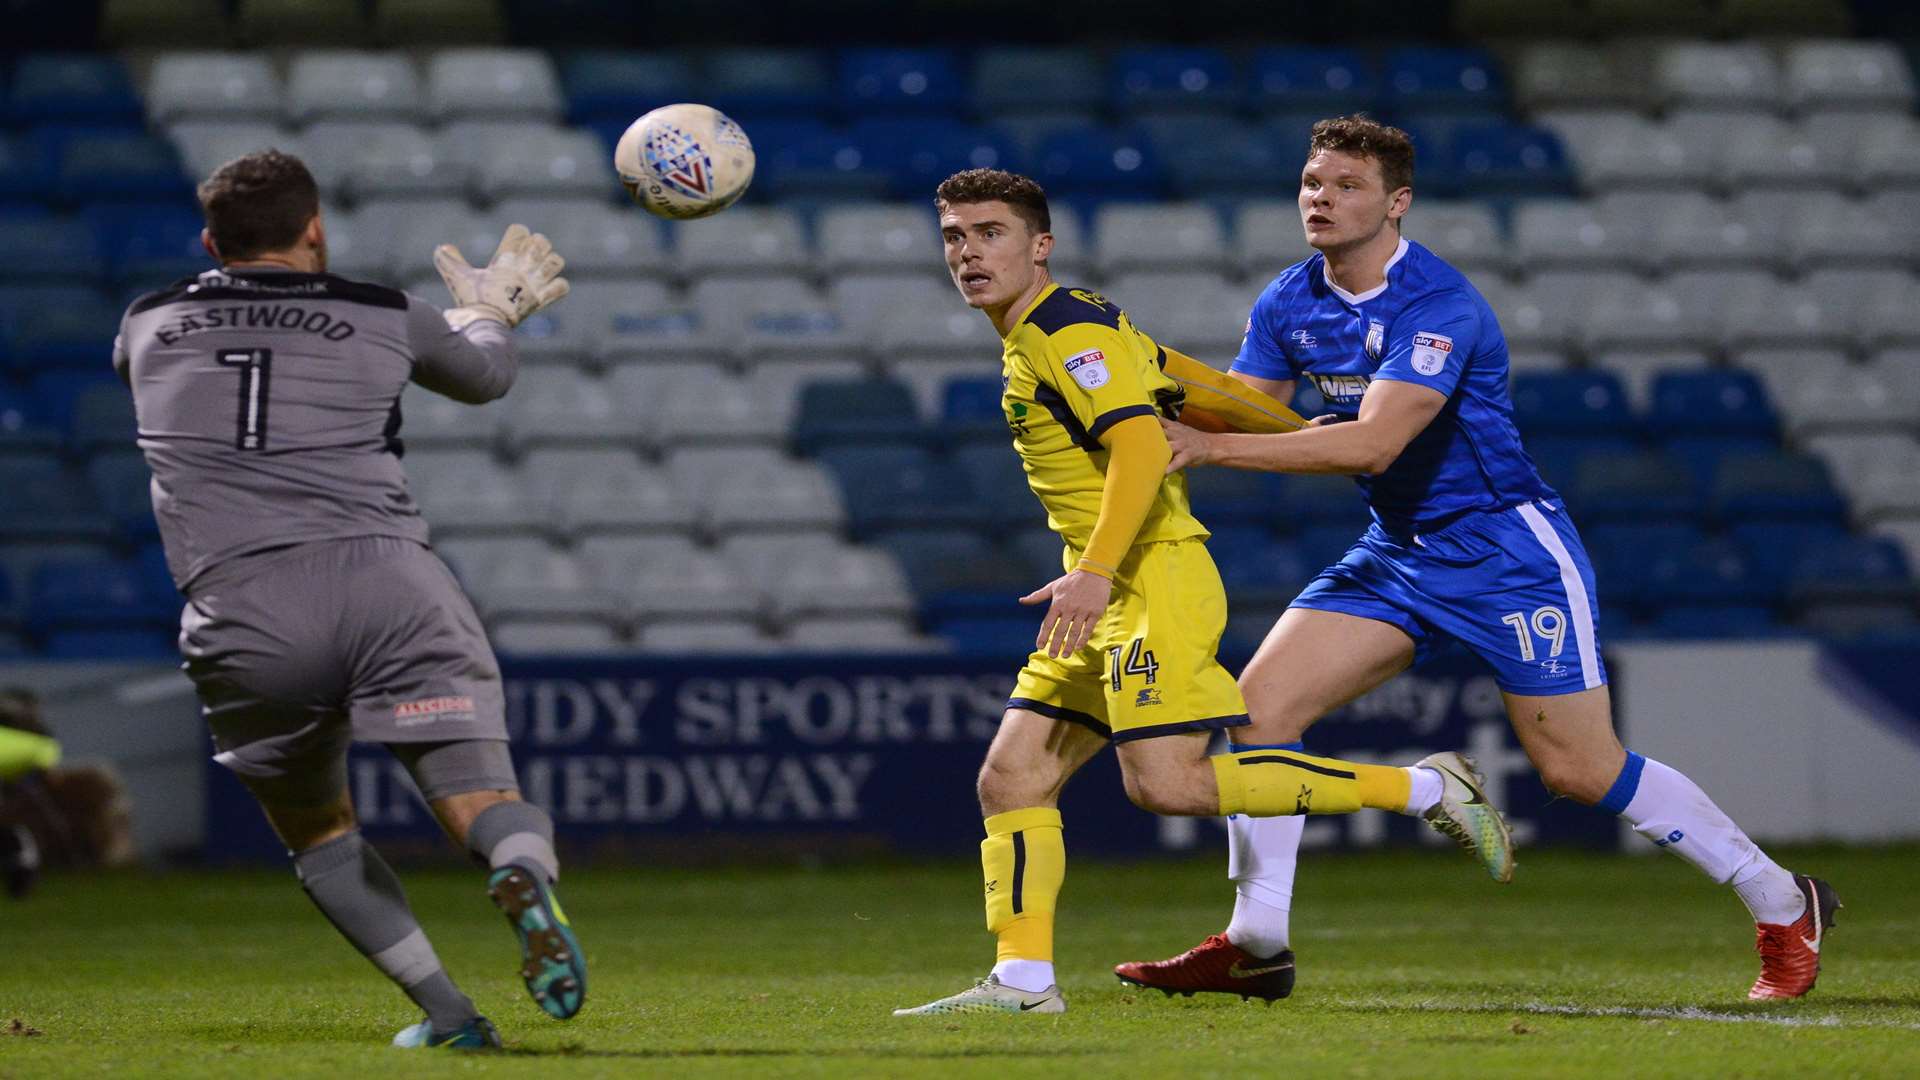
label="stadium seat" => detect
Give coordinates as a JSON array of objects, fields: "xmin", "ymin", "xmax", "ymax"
[
  {"xmin": 817, "ymin": 444, "xmax": 978, "ymax": 538},
  {"xmin": 68, "ymin": 383, "xmax": 137, "ymax": 454},
  {"xmin": 877, "ymin": 530, "xmax": 1030, "ymax": 622},
  {"xmin": 502, "ymin": 368, "xmax": 645, "ymax": 451},
  {"xmin": 953, "ymin": 443, "xmax": 1043, "ymax": 531},
  {"xmin": 395, "ymin": 381, "xmax": 508, "ymax": 451},
  {"xmin": 85, "ymin": 451, "xmax": 157, "ymax": 541},
  {"xmin": 675, "ymin": 206, "xmax": 806, "ymax": 278},
  {"xmin": 1382, "ymin": 47, "xmax": 1506, "ymax": 113},
  {"xmin": 54, "ymin": 133, "xmax": 191, "ymax": 204},
  {"xmin": 1584, "ymin": 284, "xmax": 1722, "ymax": 354},
  {"xmin": 1445, "ymin": 124, "xmax": 1575, "ymax": 198},
  {"xmin": 472, "ymin": 545, "xmax": 620, "ymax": 623},
  {"xmin": 1783, "ymin": 41, "xmax": 1915, "ymax": 113},
  {"xmin": 1709, "ymin": 451, "xmax": 1847, "ymax": 525},
  {"xmin": 703, "ymin": 47, "xmax": 833, "ymax": 120},
  {"xmin": 1791, "ymin": 194, "xmax": 1920, "ymax": 270},
  {"xmin": 582, "ymin": 536, "xmax": 761, "ymax": 623},
  {"xmin": 836, "ymin": 48, "xmax": 964, "ymax": 116},
  {"xmin": 1646, "ymin": 371, "xmax": 1778, "ymax": 441},
  {"xmin": 1566, "ymin": 451, "xmax": 1697, "ymax": 524},
  {"xmin": 1209, "ymin": 528, "xmax": 1314, "ymax": 611},
  {"xmin": 499, "ymin": 200, "xmax": 665, "ymax": 280},
  {"xmin": 1109, "ymin": 47, "xmax": 1239, "ymax": 114},
  {"xmin": 1652, "ymin": 43, "xmax": 1782, "ymax": 111},
  {"xmin": 1643, "ymin": 536, "xmax": 1771, "ymax": 607},
  {"xmin": 0, "ymin": 386, "xmax": 61, "ymax": 458},
  {"xmin": 1512, "ymin": 199, "xmax": 1644, "ymax": 273},
  {"xmin": 1648, "ymin": 192, "xmax": 1783, "ymax": 271},
  {"xmin": 334, "ymin": 122, "xmax": 467, "ymax": 201},
  {"xmin": 1403, "ymin": 200, "xmax": 1505, "ymax": 273},
  {"xmin": 932, "ymin": 376, "xmax": 1010, "ymax": 446},
  {"xmin": 4, "ymin": 290, "xmax": 122, "ymax": 373},
  {"xmin": 792, "ymin": 379, "xmax": 924, "ymax": 454},
  {"xmin": 1725, "ymin": 122, "xmax": 1851, "ymax": 195},
  {"xmin": 1247, "ymin": 47, "xmax": 1379, "ymax": 114},
  {"xmin": 1510, "ymin": 371, "xmax": 1634, "ymax": 438},
  {"xmin": 472, "ymin": 128, "xmax": 612, "ymax": 201},
  {"xmin": 1512, "ymin": 42, "xmax": 1644, "ymax": 112},
  {"xmin": 1140, "ymin": 115, "xmax": 1290, "ymax": 201},
  {"xmin": 1235, "ymin": 201, "xmax": 1317, "ymax": 280},
  {"xmin": 1578, "ymin": 117, "xmax": 1717, "ymax": 193},
  {"xmin": 388, "ymin": 201, "xmax": 507, "ymax": 282},
  {"xmin": 785, "ymin": 614, "xmax": 939, "ymax": 653},
  {"xmin": 768, "ymin": 544, "xmax": 913, "ymax": 622},
  {"xmin": 816, "ymin": 204, "xmax": 938, "ymax": 275},
  {"xmin": 1787, "ymin": 536, "xmax": 1915, "ymax": 609},
  {"xmin": 147, "ymin": 53, "xmax": 282, "ymax": 123},
  {"xmin": 854, "ymin": 119, "xmax": 1023, "ymax": 201},
  {"xmin": 9, "ymin": 55, "xmax": 142, "ymax": 125},
  {"xmin": 1585, "ymin": 522, "xmax": 1709, "ymax": 610},
  {"xmin": 559, "ymin": 50, "xmax": 694, "ymax": 123},
  {"xmin": 1731, "ymin": 520, "xmax": 1854, "ymax": 595},
  {"xmin": 285, "ymin": 51, "xmax": 422, "ymax": 123},
  {"xmin": 27, "ymin": 556, "xmax": 174, "ymax": 642},
  {"xmin": 643, "ymin": 367, "xmax": 788, "ymax": 447},
  {"xmin": 40, "ymin": 627, "xmax": 178, "ymax": 660},
  {"xmin": 1853, "ymin": 116, "xmax": 1920, "ymax": 191},
  {"xmin": 637, "ymin": 618, "xmax": 784, "ymax": 653},
  {"xmin": 688, "ymin": 277, "xmax": 851, "ymax": 363},
  {"xmin": 0, "ymin": 136, "xmax": 53, "ymax": 207},
  {"xmin": 1648, "ymin": 604, "xmax": 1780, "ymax": 639},
  {"xmin": 1094, "ymin": 203, "xmax": 1226, "ymax": 276},
  {"xmin": 426, "ymin": 49, "xmax": 563, "ymax": 122},
  {"xmin": 489, "ymin": 618, "xmax": 628, "ymax": 655},
  {"xmin": 667, "ymin": 447, "xmax": 846, "ymax": 533},
  {"xmin": 1506, "ymin": 271, "xmax": 1639, "ymax": 352},
  {"xmin": 404, "ymin": 449, "xmax": 544, "ymax": 536},
  {"xmin": 972, "ymin": 48, "xmax": 1105, "ymax": 116},
  {"xmin": 0, "ymin": 217, "xmax": 104, "ymax": 285},
  {"xmin": 1184, "ymin": 463, "xmax": 1282, "ymax": 528},
  {"xmin": 93, "ymin": 204, "xmax": 211, "ymax": 286},
  {"xmin": 928, "ymin": 613, "xmax": 1038, "ymax": 658},
  {"xmin": 828, "ymin": 273, "xmax": 952, "ymax": 340},
  {"xmin": 1032, "ymin": 128, "xmax": 1165, "ymax": 200}
]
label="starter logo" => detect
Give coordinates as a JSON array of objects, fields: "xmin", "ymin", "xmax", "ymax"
[{"xmin": 1134, "ymin": 687, "xmax": 1163, "ymax": 708}]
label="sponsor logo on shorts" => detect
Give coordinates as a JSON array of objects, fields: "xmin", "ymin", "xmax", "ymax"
[
  {"xmin": 1063, "ymin": 348, "xmax": 1110, "ymax": 389},
  {"xmin": 1410, "ymin": 331, "xmax": 1453, "ymax": 376},
  {"xmin": 394, "ymin": 695, "xmax": 476, "ymax": 726}
]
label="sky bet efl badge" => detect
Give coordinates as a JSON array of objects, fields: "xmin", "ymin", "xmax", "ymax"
[
  {"xmin": 1410, "ymin": 332, "xmax": 1453, "ymax": 376},
  {"xmin": 1064, "ymin": 348, "xmax": 1110, "ymax": 389}
]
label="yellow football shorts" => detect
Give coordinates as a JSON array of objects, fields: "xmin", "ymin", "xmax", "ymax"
[{"xmin": 1007, "ymin": 536, "xmax": 1251, "ymax": 743}]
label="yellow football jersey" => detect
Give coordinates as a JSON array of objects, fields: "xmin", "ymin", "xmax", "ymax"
[{"xmin": 1000, "ymin": 283, "xmax": 1207, "ymax": 551}]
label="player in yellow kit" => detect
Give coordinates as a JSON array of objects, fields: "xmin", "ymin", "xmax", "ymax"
[{"xmin": 892, "ymin": 169, "xmax": 1515, "ymax": 1016}]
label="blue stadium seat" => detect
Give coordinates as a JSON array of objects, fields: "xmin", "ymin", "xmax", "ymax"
[
  {"xmin": 1709, "ymin": 451, "xmax": 1848, "ymax": 525},
  {"xmin": 87, "ymin": 451, "xmax": 157, "ymax": 541},
  {"xmin": 558, "ymin": 51, "xmax": 694, "ymax": 123},
  {"xmin": 1787, "ymin": 536, "xmax": 1914, "ymax": 606},
  {"xmin": 1730, "ymin": 521, "xmax": 1852, "ymax": 595},
  {"xmin": 1382, "ymin": 47, "xmax": 1507, "ymax": 113},
  {"xmin": 1445, "ymin": 124, "xmax": 1575, "ymax": 197},
  {"xmin": 972, "ymin": 47, "xmax": 1106, "ymax": 116},
  {"xmin": 1210, "ymin": 528, "xmax": 1314, "ymax": 610},
  {"xmin": 1295, "ymin": 523, "xmax": 1362, "ymax": 570},
  {"xmin": 817, "ymin": 444, "xmax": 979, "ymax": 538},
  {"xmin": 837, "ymin": 49, "xmax": 964, "ymax": 116},
  {"xmin": 0, "ymin": 216, "xmax": 104, "ymax": 283},
  {"xmin": 0, "ymin": 386, "xmax": 61, "ymax": 456},
  {"xmin": 3, "ymin": 290, "xmax": 121, "ymax": 372},
  {"xmin": 1145, "ymin": 115, "xmax": 1291, "ymax": 200},
  {"xmin": 878, "ymin": 529, "xmax": 1029, "ymax": 622},
  {"xmin": 39, "ymin": 627, "xmax": 178, "ymax": 659},
  {"xmin": 1510, "ymin": 371, "xmax": 1634, "ymax": 437},
  {"xmin": 1278, "ymin": 473, "xmax": 1373, "ymax": 528},
  {"xmin": 1648, "ymin": 604, "xmax": 1780, "ymax": 639},
  {"xmin": 70, "ymin": 383, "xmax": 136, "ymax": 454},
  {"xmin": 939, "ymin": 376, "xmax": 1010, "ymax": 444},
  {"xmin": 30, "ymin": 370, "xmax": 120, "ymax": 430},
  {"xmin": 956, "ymin": 444, "xmax": 1045, "ymax": 532},
  {"xmin": 87, "ymin": 204, "xmax": 210, "ymax": 285},
  {"xmin": 0, "ymin": 459, "xmax": 113, "ymax": 541},
  {"xmin": 1008, "ymin": 526, "xmax": 1066, "ymax": 580},
  {"xmin": 1110, "ymin": 47, "xmax": 1239, "ymax": 114},
  {"xmin": 1647, "ymin": 370, "xmax": 1780, "ymax": 441},
  {"xmin": 1585, "ymin": 522, "xmax": 1709, "ymax": 610},
  {"xmin": 792, "ymin": 378, "xmax": 924, "ymax": 453},
  {"xmin": 1033, "ymin": 127, "xmax": 1165, "ymax": 200},
  {"xmin": 1662, "ymin": 435, "xmax": 1776, "ymax": 492},
  {"xmin": 29, "ymin": 556, "xmax": 176, "ymax": 631},
  {"xmin": 55, "ymin": 132, "xmax": 192, "ymax": 204},
  {"xmin": 1248, "ymin": 48, "xmax": 1380, "ymax": 114},
  {"xmin": 704, "ymin": 47, "xmax": 833, "ymax": 120},
  {"xmin": 1643, "ymin": 536, "xmax": 1771, "ymax": 606},
  {"xmin": 750, "ymin": 120, "xmax": 891, "ymax": 203},
  {"xmin": 1525, "ymin": 434, "xmax": 1639, "ymax": 495},
  {"xmin": 0, "ymin": 135, "xmax": 52, "ymax": 205},
  {"xmin": 932, "ymin": 614, "xmax": 1039, "ymax": 658},
  {"xmin": 1185, "ymin": 465, "xmax": 1281, "ymax": 527},
  {"xmin": 1567, "ymin": 450, "xmax": 1697, "ymax": 524},
  {"xmin": 853, "ymin": 119, "xmax": 1022, "ymax": 199},
  {"xmin": 8, "ymin": 55, "xmax": 142, "ymax": 124}
]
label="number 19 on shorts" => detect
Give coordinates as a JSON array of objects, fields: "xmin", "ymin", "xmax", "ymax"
[{"xmin": 1501, "ymin": 606, "xmax": 1567, "ymax": 662}]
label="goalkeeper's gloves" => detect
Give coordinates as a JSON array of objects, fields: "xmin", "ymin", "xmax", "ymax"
[{"xmin": 434, "ymin": 223, "xmax": 570, "ymax": 331}]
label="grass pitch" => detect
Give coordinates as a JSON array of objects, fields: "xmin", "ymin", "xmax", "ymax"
[{"xmin": 3, "ymin": 845, "xmax": 1916, "ymax": 1078}]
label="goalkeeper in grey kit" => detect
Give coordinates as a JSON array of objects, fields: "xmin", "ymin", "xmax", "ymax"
[{"xmin": 115, "ymin": 150, "xmax": 578, "ymax": 1050}]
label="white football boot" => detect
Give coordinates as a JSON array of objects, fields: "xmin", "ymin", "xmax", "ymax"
[
  {"xmin": 1416, "ymin": 751, "xmax": 1516, "ymax": 883},
  {"xmin": 892, "ymin": 974, "xmax": 1066, "ymax": 1016}
]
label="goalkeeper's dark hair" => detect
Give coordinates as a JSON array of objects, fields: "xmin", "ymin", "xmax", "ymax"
[
  {"xmin": 1308, "ymin": 115, "xmax": 1415, "ymax": 195},
  {"xmin": 934, "ymin": 168, "xmax": 1051, "ymax": 235},
  {"xmin": 197, "ymin": 149, "xmax": 321, "ymax": 262}
]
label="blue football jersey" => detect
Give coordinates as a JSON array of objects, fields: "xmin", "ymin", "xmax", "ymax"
[{"xmin": 1233, "ymin": 237, "xmax": 1554, "ymax": 533}]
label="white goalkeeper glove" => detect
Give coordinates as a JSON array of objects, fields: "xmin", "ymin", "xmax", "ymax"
[{"xmin": 435, "ymin": 223, "xmax": 570, "ymax": 331}]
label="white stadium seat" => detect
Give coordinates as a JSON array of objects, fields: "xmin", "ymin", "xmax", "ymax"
[
  {"xmin": 816, "ymin": 204, "xmax": 941, "ymax": 274},
  {"xmin": 148, "ymin": 53, "xmax": 282, "ymax": 122},
  {"xmin": 1094, "ymin": 203, "xmax": 1228, "ymax": 275},
  {"xmin": 1783, "ymin": 41, "xmax": 1917, "ymax": 113},
  {"xmin": 425, "ymin": 49, "xmax": 563, "ymax": 122},
  {"xmin": 1652, "ymin": 43, "xmax": 1782, "ymax": 111},
  {"xmin": 286, "ymin": 51, "xmax": 423, "ymax": 123},
  {"xmin": 674, "ymin": 207, "xmax": 808, "ymax": 278}
]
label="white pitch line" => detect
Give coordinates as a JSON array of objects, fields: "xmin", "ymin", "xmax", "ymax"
[{"xmin": 1340, "ymin": 999, "xmax": 1920, "ymax": 1032}]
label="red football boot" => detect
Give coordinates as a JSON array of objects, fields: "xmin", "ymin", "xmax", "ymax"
[
  {"xmin": 1749, "ymin": 873, "xmax": 1842, "ymax": 1000},
  {"xmin": 1114, "ymin": 934, "xmax": 1295, "ymax": 1003}
]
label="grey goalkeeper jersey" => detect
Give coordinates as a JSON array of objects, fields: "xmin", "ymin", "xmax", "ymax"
[{"xmin": 115, "ymin": 267, "xmax": 517, "ymax": 592}]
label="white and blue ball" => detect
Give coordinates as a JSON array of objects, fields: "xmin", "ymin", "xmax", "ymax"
[{"xmin": 613, "ymin": 103, "xmax": 755, "ymax": 220}]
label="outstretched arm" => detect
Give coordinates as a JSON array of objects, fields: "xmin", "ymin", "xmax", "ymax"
[{"xmin": 1161, "ymin": 378, "xmax": 1447, "ymax": 476}]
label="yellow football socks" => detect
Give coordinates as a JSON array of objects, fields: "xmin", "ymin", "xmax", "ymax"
[
  {"xmin": 1211, "ymin": 749, "xmax": 1412, "ymax": 817},
  {"xmin": 980, "ymin": 807, "xmax": 1065, "ymax": 964}
]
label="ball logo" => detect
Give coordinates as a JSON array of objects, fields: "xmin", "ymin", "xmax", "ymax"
[{"xmin": 643, "ymin": 123, "xmax": 713, "ymax": 198}]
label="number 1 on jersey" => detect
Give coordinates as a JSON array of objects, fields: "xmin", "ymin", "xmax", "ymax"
[{"xmin": 218, "ymin": 348, "xmax": 272, "ymax": 450}]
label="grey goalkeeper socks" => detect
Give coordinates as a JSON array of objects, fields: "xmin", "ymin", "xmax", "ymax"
[{"xmin": 466, "ymin": 799, "xmax": 560, "ymax": 884}]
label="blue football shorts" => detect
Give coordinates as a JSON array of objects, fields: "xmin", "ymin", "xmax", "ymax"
[{"xmin": 1290, "ymin": 499, "xmax": 1608, "ymax": 696}]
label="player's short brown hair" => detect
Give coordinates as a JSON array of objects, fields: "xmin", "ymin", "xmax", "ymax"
[
  {"xmin": 1308, "ymin": 115, "xmax": 1415, "ymax": 194},
  {"xmin": 934, "ymin": 168, "xmax": 1051, "ymax": 235},
  {"xmin": 197, "ymin": 149, "xmax": 321, "ymax": 263}
]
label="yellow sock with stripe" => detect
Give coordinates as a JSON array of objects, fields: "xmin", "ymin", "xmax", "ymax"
[
  {"xmin": 1211, "ymin": 749, "xmax": 1412, "ymax": 816},
  {"xmin": 980, "ymin": 808, "xmax": 1065, "ymax": 974}
]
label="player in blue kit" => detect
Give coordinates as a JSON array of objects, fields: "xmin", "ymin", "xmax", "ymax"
[{"xmin": 1113, "ymin": 116, "xmax": 1838, "ymax": 1003}]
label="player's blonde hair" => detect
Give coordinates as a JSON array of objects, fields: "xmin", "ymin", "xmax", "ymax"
[
  {"xmin": 934, "ymin": 169, "xmax": 1052, "ymax": 236},
  {"xmin": 1308, "ymin": 115, "xmax": 1415, "ymax": 194}
]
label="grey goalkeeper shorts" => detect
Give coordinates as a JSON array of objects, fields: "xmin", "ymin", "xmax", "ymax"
[{"xmin": 180, "ymin": 535, "xmax": 512, "ymax": 804}]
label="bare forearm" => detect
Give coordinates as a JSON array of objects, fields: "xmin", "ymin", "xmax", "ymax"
[{"xmin": 1205, "ymin": 422, "xmax": 1395, "ymax": 476}]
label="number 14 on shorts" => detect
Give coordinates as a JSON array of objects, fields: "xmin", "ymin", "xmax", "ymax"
[
  {"xmin": 1107, "ymin": 638, "xmax": 1159, "ymax": 691},
  {"xmin": 1501, "ymin": 606, "xmax": 1567, "ymax": 662}
]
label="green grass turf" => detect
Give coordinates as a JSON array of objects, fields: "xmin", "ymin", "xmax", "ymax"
[{"xmin": 3, "ymin": 845, "xmax": 1917, "ymax": 1078}]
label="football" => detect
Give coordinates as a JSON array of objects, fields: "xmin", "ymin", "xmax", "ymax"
[{"xmin": 613, "ymin": 103, "xmax": 755, "ymax": 220}]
